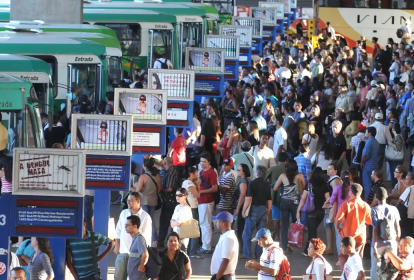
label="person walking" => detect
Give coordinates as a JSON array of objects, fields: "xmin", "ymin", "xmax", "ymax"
[
  {"xmin": 233, "ymin": 164, "xmax": 250, "ymax": 254},
  {"xmin": 241, "ymin": 166, "xmax": 272, "ymax": 259},
  {"xmin": 250, "ymin": 133, "xmax": 276, "ymax": 170},
  {"xmin": 361, "ymin": 127, "xmax": 380, "ymax": 201},
  {"xmin": 125, "ymin": 215, "xmax": 149, "ymax": 280},
  {"xmin": 28, "ymin": 237, "xmax": 54, "ymax": 280},
  {"xmin": 210, "ymin": 212, "xmax": 239, "ymax": 280},
  {"xmin": 305, "ymin": 238, "xmax": 333, "ymax": 279},
  {"xmin": 369, "ymin": 113, "xmax": 392, "ymax": 169},
  {"xmin": 170, "ymin": 188, "xmax": 193, "ymax": 252},
  {"xmin": 335, "ymin": 184, "xmax": 372, "ymax": 270},
  {"xmin": 340, "ymin": 237, "xmax": 365, "ymax": 280}
]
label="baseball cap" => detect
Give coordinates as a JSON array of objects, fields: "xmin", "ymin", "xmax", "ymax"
[
  {"xmin": 251, "ymin": 228, "xmax": 272, "ymax": 242},
  {"xmin": 358, "ymin": 123, "xmax": 366, "ymax": 131},
  {"xmin": 375, "ymin": 112, "xmax": 384, "ymax": 120},
  {"xmin": 378, "ymin": 83, "xmax": 385, "ymax": 90},
  {"xmin": 223, "ymin": 158, "xmax": 234, "ymax": 167},
  {"xmin": 211, "ymin": 212, "xmax": 233, "ymax": 223}
]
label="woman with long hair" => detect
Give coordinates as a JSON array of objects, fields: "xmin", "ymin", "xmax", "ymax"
[
  {"xmin": 28, "ymin": 237, "xmax": 54, "ymax": 280},
  {"xmin": 233, "ymin": 163, "xmax": 250, "ymax": 254},
  {"xmin": 247, "ymin": 121, "xmax": 260, "ymax": 147},
  {"xmin": 387, "ymin": 124, "xmax": 405, "ymax": 186},
  {"xmin": 305, "ymin": 238, "xmax": 333, "ymax": 279},
  {"xmin": 244, "ymin": 86, "xmax": 256, "ymax": 114},
  {"xmin": 274, "ymin": 159, "xmax": 305, "ymax": 253},
  {"xmin": 311, "ymin": 143, "xmax": 334, "ymax": 172},
  {"xmin": 221, "ymin": 90, "xmax": 239, "ymax": 130},
  {"xmin": 158, "ymin": 232, "xmax": 192, "ymax": 280},
  {"xmin": 170, "ymin": 188, "xmax": 193, "ymax": 253},
  {"xmin": 389, "ymin": 165, "xmax": 407, "ymax": 206},
  {"xmin": 297, "ymin": 167, "xmax": 330, "ymax": 256},
  {"xmin": 135, "ymin": 158, "xmax": 161, "ymax": 244}
]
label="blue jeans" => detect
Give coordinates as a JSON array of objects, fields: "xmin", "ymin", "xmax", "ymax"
[
  {"xmin": 362, "ymin": 166, "xmax": 375, "ymax": 201},
  {"xmin": 281, "ymin": 199, "xmax": 298, "ymax": 251},
  {"xmin": 242, "ymin": 206, "xmax": 267, "ymax": 258},
  {"xmin": 114, "ymin": 253, "xmax": 129, "ymax": 280},
  {"xmin": 335, "ymin": 223, "xmax": 342, "ymax": 256},
  {"xmin": 142, "ymin": 205, "xmax": 158, "ymax": 243},
  {"xmin": 84, "ymin": 195, "xmax": 94, "ymax": 231}
]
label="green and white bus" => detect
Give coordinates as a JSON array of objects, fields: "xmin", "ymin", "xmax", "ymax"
[
  {"xmin": 0, "ymin": 54, "xmax": 53, "ymax": 114},
  {"xmin": 0, "ymin": 74, "xmax": 44, "ymax": 151},
  {"xmin": 0, "ymin": 34, "xmax": 107, "ymax": 112}
]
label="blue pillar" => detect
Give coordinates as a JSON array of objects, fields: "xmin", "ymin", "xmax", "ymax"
[
  {"xmin": 50, "ymin": 238, "xmax": 66, "ymax": 280},
  {"xmin": 0, "ymin": 195, "xmax": 11, "ymax": 280},
  {"xmin": 94, "ymin": 190, "xmax": 111, "ymax": 280}
]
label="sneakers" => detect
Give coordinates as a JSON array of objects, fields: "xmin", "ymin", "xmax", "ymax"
[{"xmin": 196, "ymin": 248, "xmax": 212, "ymax": 254}]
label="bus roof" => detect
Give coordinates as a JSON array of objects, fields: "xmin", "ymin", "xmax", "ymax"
[
  {"xmin": 181, "ymin": 3, "xmax": 219, "ymax": 21},
  {"xmin": 83, "ymin": 9, "xmax": 177, "ymax": 25},
  {"xmin": 0, "ymin": 54, "xmax": 50, "ymax": 73}
]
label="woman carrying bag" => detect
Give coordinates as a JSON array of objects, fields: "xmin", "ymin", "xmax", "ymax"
[{"xmin": 304, "ymin": 238, "xmax": 333, "ymax": 280}]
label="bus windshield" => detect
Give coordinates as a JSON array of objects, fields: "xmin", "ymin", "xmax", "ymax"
[
  {"xmin": 98, "ymin": 23, "xmax": 141, "ymax": 57},
  {"xmin": 149, "ymin": 29, "xmax": 173, "ymax": 68},
  {"xmin": 182, "ymin": 22, "xmax": 203, "ymax": 48},
  {"xmin": 32, "ymin": 82, "xmax": 49, "ymax": 113},
  {"xmin": 68, "ymin": 64, "xmax": 99, "ymax": 108}
]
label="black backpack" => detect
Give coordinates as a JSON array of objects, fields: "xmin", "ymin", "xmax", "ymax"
[
  {"xmin": 157, "ymin": 59, "xmax": 169, "ymax": 69},
  {"xmin": 397, "ymin": 28, "xmax": 403, "ymax": 38},
  {"xmin": 146, "ymin": 246, "xmax": 162, "ymax": 278},
  {"xmin": 355, "ymin": 139, "xmax": 366, "ymax": 163}
]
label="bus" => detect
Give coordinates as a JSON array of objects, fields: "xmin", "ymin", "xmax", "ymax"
[
  {"xmin": 0, "ymin": 54, "xmax": 53, "ymax": 114},
  {"xmin": 0, "ymin": 34, "xmax": 107, "ymax": 112},
  {"xmin": 0, "ymin": 74, "xmax": 44, "ymax": 151}
]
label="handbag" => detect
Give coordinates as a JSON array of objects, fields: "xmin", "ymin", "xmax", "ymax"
[
  {"xmin": 377, "ymin": 257, "xmax": 399, "ymax": 280},
  {"xmin": 385, "ymin": 141, "xmax": 404, "ymax": 161},
  {"xmin": 302, "ymin": 183, "xmax": 315, "ymax": 213},
  {"xmin": 302, "ymin": 256, "xmax": 333, "ymax": 280},
  {"xmin": 288, "ymin": 221, "xmax": 304, "ymax": 248},
  {"xmin": 176, "ymin": 219, "xmax": 201, "ymax": 239}
]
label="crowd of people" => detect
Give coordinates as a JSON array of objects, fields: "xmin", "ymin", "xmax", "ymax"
[{"xmin": 5, "ymin": 25, "xmax": 414, "ymax": 280}]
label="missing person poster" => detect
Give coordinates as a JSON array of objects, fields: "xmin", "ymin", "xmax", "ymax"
[
  {"xmin": 147, "ymin": 69, "xmax": 195, "ymax": 101},
  {"xmin": 232, "ymin": 17, "xmax": 263, "ymax": 38},
  {"xmin": 219, "ymin": 25, "xmax": 253, "ymax": 47},
  {"xmin": 114, "ymin": 88, "xmax": 168, "ymax": 125},
  {"xmin": 250, "ymin": 8, "xmax": 277, "ymax": 25},
  {"xmin": 185, "ymin": 48, "xmax": 225, "ymax": 74}
]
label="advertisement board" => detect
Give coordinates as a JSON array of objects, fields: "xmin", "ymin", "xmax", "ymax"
[
  {"xmin": 219, "ymin": 25, "xmax": 253, "ymax": 47},
  {"xmin": 132, "ymin": 125, "xmax": 166, "ymax": 154},
  {"xmin": 113, "ymin": 88, "xmax": 168, "ymax": 125},
  {"xmin": 204, "ymin": 35, "xmax": 240, "ymax": 60},
  {"xmin": 233, "ymin": 6, "xmax": 250, "ymax": 17},
  {"xmin": 296, "ymin": 8, "xmax": 314, "ymax": 19},
  {"xmin": 232, "ymin": 17, "xmax": 263, "ymax": 38},
  {"xmin": 12, "ymin": 148, "xmax": 86, "ymax": 197},
  {"xmin": 70, "ymin": 115, "xmax": 133, "ymax": 156},
  {"xmin": 147, "ymin": 69, "xmax": 195, "ymax": 101},
  {"xmin": 185, "ymin": 47, "xmax": 225, "ymax": 74},
  {"xmin": 9, "ymin": 195, "xmax": 84, "ymax": 239},
  {"xmin": 259, "ymin": 1, "xmax": 285, "ymax": 18},
  {"xmin": 250, "ymin": 8, "xmax": 277, "ymax": 26}
]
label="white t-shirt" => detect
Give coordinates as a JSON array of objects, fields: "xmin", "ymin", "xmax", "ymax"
[
  {"xmin": 211, "ymin": 230, "xmax": 239, "ymax": 275},
  {"xmin": 153, "ymin": 58, "xmax": 172, "ymax": 69},
  {"xmin": 273, "ymin": 127, "xmax": 287, "ymax": 159},
  {"xmin": 275, "ymin": 67, "xmax": 292, "ymax": 80},
  {"xmin": 250, "ymin": 146, "xmax": 276, "ymax": 170},
  {"xmin": 182, "ymin": 179, "xmax": 198, "ymax": 208},
  {"xmin": 341, "ymin": 254, "xmax": 364, "ymax": 280},
  {"xmin": 259, "ymin": 244, "xmax": 283, "ymax": 280},
  {"xmin": 171, "ymin": 204, "xmax": 193, "ymax": 232},
  {"xmin": 305, "ymin": 256, "xmax": 333, "ymax": 280}
]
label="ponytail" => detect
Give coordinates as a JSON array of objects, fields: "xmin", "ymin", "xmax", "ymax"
[{"xmin": 341, "ymin": 171, "xmax": 351, "ymax": 200}]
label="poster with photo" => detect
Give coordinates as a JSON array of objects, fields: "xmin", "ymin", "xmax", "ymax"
[
  {"xmin": 259, "ymin": 1, "xmax": 286, "ymax": 17},
  {"xmin": 204, "ymin": 35, "xmax": 240, "ymax": 60},
  {"xmin": 233, "ymin": 6, "xmax": 250, "ymax": 17},
  {"xmin": 114, "ymin": 89, "xmax": 168, "ymax": 125},
  {"xmin": 219, "ymin": 25, "xmax": 253, "ymax": 47},
  {"xmin": 185, "ymin": 48, "xmax": 225, "ymax": 74},
  {"xmin": 250, "ymin": 8, "xmax": 277, "ymax": 26},
  {"xmin": 232, "ymin": 17, "xmax": 263, "ymax": 38},
  {"xmin": 147, "ymin": 69, "xmax": 195, "ymax": 101}
]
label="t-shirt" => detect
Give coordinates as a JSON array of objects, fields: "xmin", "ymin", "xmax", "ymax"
[
  {"xmin": 127, "ymin": 234, "xmax": 148, "ymax": 280},
  {"xmin": 273, "ymin": 127, "xmax": 287, "ymax": 159},
  {"xmin": 181, "ymin": 179, "xmax": 198, "ymax": 208},
  {"xmin": 16, "ymin": 240, "xmax": 35, "ymax": 279},
  {"xmin": 251, "ymin": 146, "xmax": 276, "ymax": 170},
  {"xmin": 247, "ymin": 178, "xmax": 272, "ymax": 206},
  {"xmin": 259, "ymin": 245, "xmax": 283, "ymax": 280},
  {"xmin": 350, "ymin": 133, "xmax": 366, "ymax": 164},
  {"xmin": 210, "ymin": 230, "xmax": 239, "ymax": 275},
  {"xmin": 170, "ymin": 135, "xmax": 186, "ymax": 166},
  {"xmin": 171, "ymin": 204, "xmax": 193, "ymax": 232},
  {"xmin": 306, "ymin": 182, "xmax": 328, "ymax": 211},
  {"xmin": 327, "ymin": 133, "xmax": 346, "ymax": 160},
  {"xmin": 218, "ymin": 171, "xmax": 236, "ymax": 210},
  {"xmin": 371, "ymin": 204, "xmax": 400, "ymax": 248},
  {"xmin": 341, "ymin": 254, "xmax": 364, "ymax": 280},
  {"xmin": 198, "ymin": 168, "xmax": 218, "ymax": 204}
]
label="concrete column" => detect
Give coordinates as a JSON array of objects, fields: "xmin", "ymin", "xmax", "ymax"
[{"xmin": 10, "ymin": 0, "xmax": 82, "ymax": 24}]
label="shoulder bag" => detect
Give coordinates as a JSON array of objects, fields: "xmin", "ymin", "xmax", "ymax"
[
  {"xmin": 302, "ymin": 256, "xmax": 333, "ymax": 280},
  {"xmin": 146, "ymin": 174, "xmax": 163, "ymax": 210},
  {"xmin": 377, "ymin": 257, "xmax": 399, "ymax": 280},
  {"xmin": 385, "ymin": 136, "xmax": 404, "ymax": 161},
  {"xmin": 90, "ymin": 232, "xmax": 102, "ymax": 280},
  {"xmin": 176, "ymin": 219, "xmax": 201, "ymax": 239},
  {"xmin": 301, "ymin": 183, "xmax": 315, "ymax": 213}
]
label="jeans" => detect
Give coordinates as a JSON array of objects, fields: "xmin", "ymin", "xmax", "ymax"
[
  {"xmin": 189, "ymin": 208, "xmax": 200, "ymax": 256},
  {"xmin": 242, "ymin": 206, "xmax": 267, "ymax": 258},
  {"xmin": 237, "ymin": 211, "xmax": 245, "ymax": 254},
  {"xmin": 335, "ymin": 224, "xmax": 342, "ymax": 256},
  {"xmin": 142, "ymin": 205, "xmax": 157, "ymax": 243},
  {"xmin": 304, "ymin": 209, "xmax": 324, "ymax": 253},
  {"xmin": 281, "ymin": 199, "xmax": 298, "ymax": 251},
  {"xmin": 362, "ymin": 166, "xmax": 376, "ymax": 201},
  {"xmin": 114, "ymin": 253, "xmax": 129, "ymax": 280},
  {"xmin": 370, "ymin": 244, "xmax": 397, "ymax": 280},
  {"xmin": 84, "ymin": 195, "xmax": 94, "ymax": 231},
  {"xmin": 378, "ymin": 144, "xmax": 386, "ymax": 169},
  {"xmin": 198, "ymin": 202, "xmax": 214, "ymax": 250},
  {"xmin": 388, "ymin": 160, "xmax": 403, "ymax": 188},
  {"xmin": 158, "ymin": 203, "xmax": 176, "ymax": 247}
]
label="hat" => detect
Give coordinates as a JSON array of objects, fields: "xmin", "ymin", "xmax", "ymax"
[
  {"xmin": 211, "ymin": 212, "xmax": 233, "ymax": 223},
  {"xmin": 378, "ymin": 83, "xmax": 385, "ymax": 90},
  {"xmin": 241, "ymin": 141, "xmax": 252, "ymax": 151},
  {"xmin": 375, "ymin": 112, "xmax": 384, "ymax": 120},
  {"xmin": 371, "ymin": 80, "xmax": 377, "ymax": 87},
  {"xmin": 223, "ymin": 158, "xmax": 234, "ymax": 167},
  {"xmin": 358, "ymin": 123, "xmax": 366, "ymax": 131},
  {"xmin": 251, "ymin": 228, "xmax": 272, "ymax": 242}
]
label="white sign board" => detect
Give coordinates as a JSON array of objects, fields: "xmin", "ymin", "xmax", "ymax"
[
  {"xmin": 259, "ymin": 1, "xmax": 286, "ymax": 18},
  {"xmin": 219, "ymin": 25, "xmax": 253, "ymax": 47},
  {"xmin": 250, "ymin": 8, "xmax": 278, "ymax": 26},
  {"xmin": 232, "ymin": 17, "xmax": 263, "ymax": 38},
  {"xmin": 147, "ymin": 69, "xmax": 195, "ymax": 101},
  {"xmin": 132, "ymin": 132, "xmax": 160, "ymax": 147},
  {"xmin": 204, "ymin": 35, "xmax": 240, "ymax": 60},
  {"xmin": 12, "ymin": 148, "xmax": 86, "ymax": 197}
]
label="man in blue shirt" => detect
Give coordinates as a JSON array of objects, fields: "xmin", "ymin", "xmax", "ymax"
[
  {"xmin": 250, "ymin": 105, "xmax": 267, "ymax": 132},
  {"xmin": 294, "ymin": 144, "xmax": 312, "ymax": 185},
  {"xmin": 262, "ymin": 86, "xmax": 278, "ymax": 110},
  {"xmin": 361, "ymin": 126, "xmax": 380, "ymax": 201}
]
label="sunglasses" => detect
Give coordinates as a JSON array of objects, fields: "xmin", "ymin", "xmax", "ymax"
[{"xmin": 176, "ymin": 194, "xmax": 185, "ymax": 197}]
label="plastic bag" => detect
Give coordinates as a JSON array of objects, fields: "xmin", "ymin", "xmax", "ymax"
[{"xmin": 288, "ymin": 221, "xmax": 304, "ymax": 248}]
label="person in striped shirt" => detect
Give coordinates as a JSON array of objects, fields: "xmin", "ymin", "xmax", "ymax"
[
  {"xmin": 218, "ymin": 159, "xmax": 236, "ymax": 213},
  {"xmin": 0, "ymin": 156, "xmax": 12, "ymax": 194}
]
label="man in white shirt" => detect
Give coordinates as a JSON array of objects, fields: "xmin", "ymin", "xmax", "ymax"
[
  {"xmin": 114, "ymin": 192, "xmax": 152, "ymax": 280},
  {"xmin": 326, "ymin": 22, "xmax": 336, "ymax": 40},
  {"xmin": 245, "ymin": 228, "xmax": 284, "ymax": 280},
  {"xmin": 211, "ymin": 212, "xmax": 239, "ymax": 280},
  {"xmin": 272, "ymin": 115, "xmax": 287, "ymax": 160},
  {"xmin": 250, "ymin": 133, "xmax": 276, "ymax": 170},
  {"xmin": 153, "ymin": 55, "xmax": 173, "ymax": 69},
  {"xmin": 242, "ymin": 68, "xmax": 254, "ymax": 85},
  {"xmin": 401, "ymin": 19, "xmax": 412, "ymax": 44},
  {"xmin": 370, "ymin": 113, "xmax": 392, "ymax": 169},
  {"xmin": 340, "ymin": 236, "xmax": 365, "ymax": 280}
]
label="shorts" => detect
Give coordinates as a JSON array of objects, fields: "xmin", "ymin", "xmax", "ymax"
[
  {"xmin": 323, "ymin": 213, "xmax": 334, "ymax": 228},
  {"xmin": 272, "ymin": 205, "xmax": 281, "ymax": 220}
]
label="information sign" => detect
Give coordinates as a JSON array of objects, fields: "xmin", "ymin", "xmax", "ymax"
[
  {"xmin": 147, "ymin": 69, "xmax": 195, "ymax": 101},
  {"xmin": 194, "ymin": 74, "xmax": 224, "ymax": 98},
  {"xmin": 219, "ymin": 25, "xmax": 253, "ymax": 47},
  {"xmin": 250, "ymin": 7, "xmax": 278, "ymax": 26},
  {"xmin": 204, "ymin": 35, "xmax": 240, "ymax": 60},
  {"xmin": 132, "ymin": 125, "xmax": 166, "ymax": 154},
  {"xmin": 85, "ymin": 155, "xmax": 130, "ymax": 190},
  {"xmin": 166, "ymin": 101, "xmax": 193, "ymax": 127}
]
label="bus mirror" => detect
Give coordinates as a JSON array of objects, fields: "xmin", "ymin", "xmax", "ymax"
[
  {"xmin": 66, "ymin": 96, "xmax": 72, "ymax": 119},
  {"xmin": 48, "ymin": 111, "xmax": 53, "ymax": 132}
]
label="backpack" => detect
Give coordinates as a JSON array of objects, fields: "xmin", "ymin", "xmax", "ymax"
[
  {"xmin": 146, "ymin": 246, "xmax": 162, "ymax": 278},
  {"xmin": 397, "ymin": 28, "xmax": 404, "ymax": 38},
  {"xmin": 379, "ymin": 207, "xmax": 396, "ymax": 240},
  {"xmin": 355, "ymin": 139, "xmax": 366, "ymax": 163},
  {"xmin": 267, "ymin": 247, "xmax": 292, "ymax": 280},
  {"xmin": 157, "ymin": 59, "xmax": 169, "ymax": 69}
]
